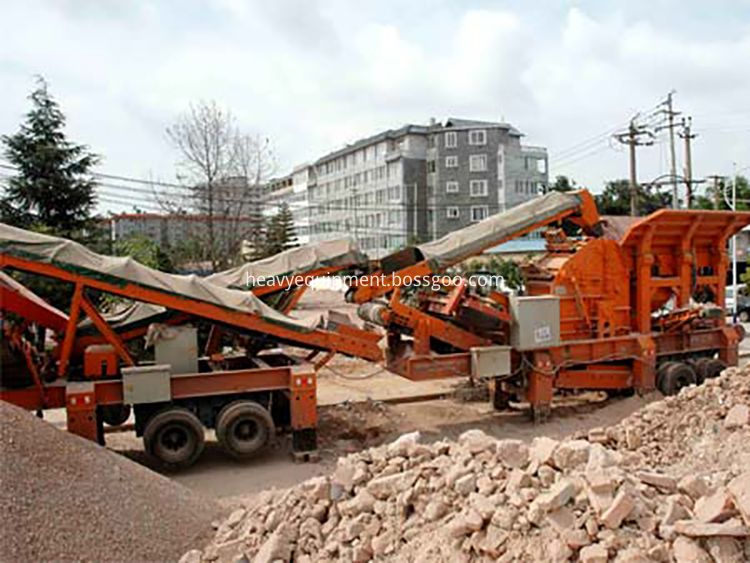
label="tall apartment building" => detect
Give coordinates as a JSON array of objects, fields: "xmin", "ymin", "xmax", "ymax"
[
  {"xmin": 301, "ymin": 118, "xmax": 547, "ymax": 258},
  {"xmin": 307, "ymin": 125, "xmax": 429, "ymax": 257},
  {"xmin": 428, "ymin": 118, "xmax": 548, "ymax": 240}
]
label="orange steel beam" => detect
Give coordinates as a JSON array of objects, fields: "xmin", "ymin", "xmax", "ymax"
[
  {"xmin": 58, "ymin": 283, "xmax": 84, "ymax": 377},
  {"xmin": 0, "ymin": 279, "xmax": 69, "ymax": 333},
  {"xmin": 349, "ymin": 190, "xmax": 601, "ymax": 303},
  {"xmin": 0, "ymin": 256, "xmax": 382, "ymax": 362},
  {"xmin": 79, "ymin": 294, "xmax": 134, "ymax": 367}
]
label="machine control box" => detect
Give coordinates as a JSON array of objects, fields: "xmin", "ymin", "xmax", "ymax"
[
  {"xmin": 154, "ymin": 326, "xmax": 198, "ymax": 375},
  {"xmin": 122, "ymin": 364, "xmax": 172, "ymax": 405},
  {"xmin": 509, "ymin": 295, "xmax": 561, "ymax": 350},
  {"xmin": 471, "ymin": 345, "xmax": 512, "ymax": 378}
]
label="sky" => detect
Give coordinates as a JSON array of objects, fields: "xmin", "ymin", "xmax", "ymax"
[{"xmin": 2, "ymin": 0, "xmax": 750, "ymax": 214}]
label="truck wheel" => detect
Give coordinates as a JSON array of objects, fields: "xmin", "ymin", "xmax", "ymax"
[
  {"xmin": 658, "ymin": 362, "xmax": 696, "ymax": 396},
  {"xmin": 739, "ymin": 310, "xmax": 749, "ymax": 323},
  {"xmin": 216, "ymin": 401, "xmax": 275, "ymax": 459},
  {"xmin": 703, "ymin": 358, "xmax": 727, "ymax": 380},
  {"xmin": 143, "ymin": 407, "xmax": 205, "ymax": 470},
  {"xmin": 100, "ymin": 404, "xmax": 131, "ymax": 426},
  {"xmin": 694, "ymin": 358, "xmax": 727, "ymax": 383}
]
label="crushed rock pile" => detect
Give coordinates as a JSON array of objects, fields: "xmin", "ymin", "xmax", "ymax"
[
  {"xmin": 186, "ymin": 366, "xmax": 750, "ymax": 562},
  {"xmin": 0, "ymin": 401, "xmax": 224, "ymax": 562}
]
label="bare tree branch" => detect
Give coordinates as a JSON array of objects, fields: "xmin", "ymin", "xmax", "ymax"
[{"xmin": 165, "ymin": 100, "xmax": 275, "ymax": 270}]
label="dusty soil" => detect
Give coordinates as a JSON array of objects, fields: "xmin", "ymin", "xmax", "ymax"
[{"xmin": 0, "ymin": 401, "xmax": 223, "ymax": 563}]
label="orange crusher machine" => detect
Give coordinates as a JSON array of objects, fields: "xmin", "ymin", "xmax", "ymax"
[{"xmin": 352, "ymin": 190, "xmax": 750, "ymax": 421}]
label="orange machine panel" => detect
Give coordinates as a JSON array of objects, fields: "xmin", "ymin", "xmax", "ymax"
[{"xmin": 83, "ymin": 345, "xmax": 118, "ymax": 379}]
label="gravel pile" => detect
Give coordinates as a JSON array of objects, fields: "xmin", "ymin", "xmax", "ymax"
[
  {"xmin": 187, "ymin": 366, "xmax": 750, "ymax": 562},
  {"xmin": 592, "ymin": 365, "xmax": 750, "ymax": 471},
  {"xmin": 0, "ymin": 401, "xmax": 224, "ymax": 562}
]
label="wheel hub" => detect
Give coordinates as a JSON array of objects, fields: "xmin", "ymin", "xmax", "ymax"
[
  {"xmin": 234, "ymin": 419, "xmax": 259, "ymax": 442},
  {"xmin": 161, "ymin": 425, "xmax": 189, "ymax": 452}
]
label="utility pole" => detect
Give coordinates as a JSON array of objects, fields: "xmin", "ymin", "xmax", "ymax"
[
  {"xmin": 706, "ymin": 175, "xmax": 726, "ymax": 210},
  {"xmin": 614, "ymin": 116, "xmax": 654, "ymax": 216},
  {"xmin": 655, "ymin": 91, "xmax": 681, "ymax": 208},
  {"xmin": 678, "ymin": 117, "xmax": 697, "ymax": 208}
]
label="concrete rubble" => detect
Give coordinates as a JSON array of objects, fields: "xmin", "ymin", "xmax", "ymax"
[{"xmin": 185, "ymin": 364, "xmax": 750, "ymax": 562}]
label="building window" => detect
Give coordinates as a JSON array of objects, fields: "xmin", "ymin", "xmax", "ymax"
[
  {"xmin": 427, "ymin": 160, "xmax": 436, "ymax": 173},
  {"xmin": 471, "ymin": 206, "xmax": 489, "ymax": 221},
  {"xmin": 469, "ymin": 154, "xmax": 487, "ymax": 172},
  {"xmin": 469, "ymin": 130, "xmax": 487, "ymax": 145},
  {"xmin": 446, "ymin": 181, "xmax": 459, "ymax": 193},
  {"xmin": 445, "ymin": 131, "xmax": 457, "ymax": 148},
  {"xmin": 446, "ymin": 155, "xmax": 458, "ymax": 168},
  {"xmin": 470, "ymin": 179, "xmax": 488, "ymax": 197},
  {"xmin": 447, "ymin": 207, "xmax": 460, "ymax": 219},
  {"xmin": 389, "ymin": 186, "xmax": 402, "ymax": 201}
]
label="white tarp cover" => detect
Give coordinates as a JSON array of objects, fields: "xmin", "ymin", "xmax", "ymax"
[
  {"xmin": 0, "ymin": 223, "xmax": 314, "ymax": 333},
  {"xmin": 416, "ymin": 191, "xmax": 584, "ymax": 269},
  {"xmin": 78, "ymin": 301, "xmax": 167, "ymax": 331},
  {"xmin": 205, "ymin": 237, "xmax": 365, "ymax": 289}
]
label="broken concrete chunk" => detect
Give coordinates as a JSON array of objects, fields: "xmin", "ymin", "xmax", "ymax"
[
  {"xmin": 553, "ymin": 440, "xmax": 591, "ymax": 470},
  {"xmin": 678, "ymin": 475, "xmax": 710, "ymax": 501},
  {"xmin": 579, "ymin": 542, "xmax": 609, "ymax": 563},
  {"xmin": 448, "ymin": 509, "xmax": 484, "ymax": 538},
  {"xmin": 424, "ymin": 500, "xmax": 449, "ymax": 522},
  {"xmin": 458, "ymin": 429, "xmax": 497, "ymax": 454},
  {"xmin": 367, "ymin": 470, "xmax": 418, "ymax": 499},
  {"xmin": 226, "ymin": 508, "xmax": 246, "ymax": 529},
  {"xmin": 724, "ymin": 404, "xmax": 749, "ymax": 429},
  {"xmin": 704, "ymin": 536, "xmax": 745, "ymax": 563},
  {"xmin": 530, "ymin": 436, "xmax": 559, "ymax": 466},
  {"xmin": 495, "ymin": 439, "xmax": 530, "ymax": 469},
  {"xmin": 454, "ymin": 473, "xmax": 477, "ymax": 496},
  {"xmin": 637, "ymin": 471, "xmax": 677, "ymax": 492},
  {"xmin": 537, "ymin": 478, "xmax": 577, "ymax": 512},
  {"xmin": 545, "ymin": 506, "xmax": 576, "ymax": 535},
  {"xmin": 674, "ymin": 518, "xmax": 749, "ymax": 537},
  {"xmin": 661, "ymin": 496, "xmax": 691, "ymax": 527},
  {"xmin": 694, "ymin": 489, "xmax": 737, "ymax": 523},
  {"xmin": 600, "ymin": 489, "xmax": 635, "ymax": 529},
  {"xmin": 727, "ymin": 472, "xmax": 750, "ymax": 526},
  {"xmin": 672, "ymin": 536, "xmax": 712, "ymax": 563},
  {"xmin": 254, "ymin": 524, "xmax": 291, "ymax": 563}
]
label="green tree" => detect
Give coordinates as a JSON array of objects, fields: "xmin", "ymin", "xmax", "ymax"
[
  {"xmin": 694, "ymin": 176, "xmax": 749, "ymax": 211},
  {"xmin": 595, "ymin": 179, "xmax": 671, "ymax": 216},
  {"xmin": 462, "ymin": 256, "xmax": 524, "ymax": 291},
  {"xmin": 548, "ymin": 175, "xmax": 576, "ymax": 193},
  {"xmin": 264, "ymin": 203, "xmax": 298, "ymax": 256},
  {"xmin": 1, "ymin": 77, "xmax": 99, "ymax": 237},
  {"xmin": 113, "ymin": 235, "xmax": 175, "ymax": 272}
]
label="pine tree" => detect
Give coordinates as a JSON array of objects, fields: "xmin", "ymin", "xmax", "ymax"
[
  {"xmin": 1, "ymin": 77, "xmax": 99, "ymax": 237},
  {"xmin": 265, "ymin": 203, "xmax": 298, "ymax": 256}
]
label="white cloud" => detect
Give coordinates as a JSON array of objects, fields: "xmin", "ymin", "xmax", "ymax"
[{"xmin": 1, "ymin": 0, "xmax": 749, "ymax": 212}]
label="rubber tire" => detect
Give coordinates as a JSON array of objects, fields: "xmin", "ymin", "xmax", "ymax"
[
  {"xmin": 143, "ymin": 407, "xmax": 205, "ymax": 470},
  {"xmin": 658, "ymin": 362, "xmax": 697, "ymax": 396},
  {"xmin": 739, "ymin": 310, "xmax": 749, "ymax": 323},
  {"xmin": 215, "ymin": 401, "xmax": 275, "ymax": 460},
  {"xmin": 703, "ymin": 358, "xmax": 727, "ymax": 380},
  {"xmin": 100, "ymin": 404, "xmax": 132, "ymax": 426}
]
